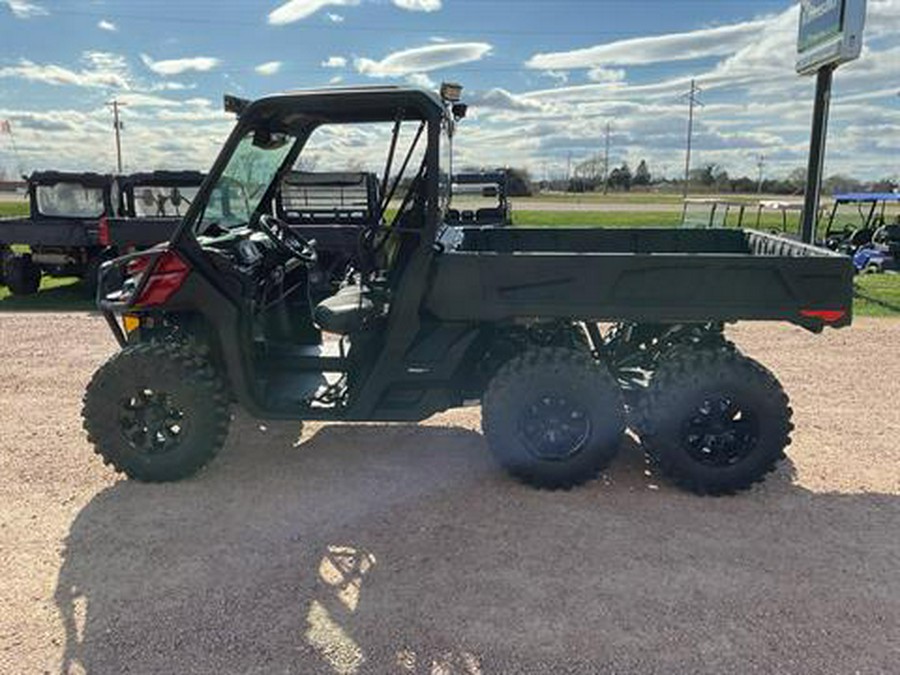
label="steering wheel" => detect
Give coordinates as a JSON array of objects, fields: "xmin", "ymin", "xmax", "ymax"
[{"xmin": 257, "ymin": 214, "xmax": 317, "ymax": 265}]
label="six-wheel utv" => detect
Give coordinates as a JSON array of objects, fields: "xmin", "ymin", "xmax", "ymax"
[{"xmin": 83, "ymin": 86, "xmax": 854, "ymax": 496}]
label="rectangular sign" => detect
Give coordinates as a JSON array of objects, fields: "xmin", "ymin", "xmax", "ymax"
[{"xmin": 797, "ymin": 0, "xmax": 867, "ymax": 75}]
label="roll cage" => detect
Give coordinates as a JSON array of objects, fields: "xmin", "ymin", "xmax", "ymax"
[{"xmin": 171, "ymin": 87, "xmax": 448, "ymax": 261}]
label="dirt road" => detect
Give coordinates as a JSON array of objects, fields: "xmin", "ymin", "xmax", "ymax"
[{"xmin": 1, "ymin": 314, "xmax": 898, "ymax": 674}]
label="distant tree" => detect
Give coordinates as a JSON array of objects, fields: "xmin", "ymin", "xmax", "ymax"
[
  {"xmin": 609, "ymin": 162, "xmax": 632, "ymax": 191},
  {"xmin": 713, "ymin": 167, "xmax": 730, "ymax": 192},
  {"xmin": 823, "ymin": 174, "xmax": 862, "ymax": 195},
  {"xmin": 729, "ymin": 176, "xmax": 757, "ymax": 193},
  {"xmin": 633, "ymin": 160, "xmax": 651, "ymax": 187},
  {"xmin": 786, "ymin": 168, "xmax": 808, "ymax": 193},
  {"xmin": 506, "ymin": 168, "xmax": 533, "ymax": 197}
]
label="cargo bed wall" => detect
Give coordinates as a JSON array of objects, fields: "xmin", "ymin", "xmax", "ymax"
[
  {"xmin": 0, "ymin": 218, "xmax": 100, "ymax": 247},
  {"xmin": 426, "ymin": 228, "xmax": 853, "ymax": 331}
]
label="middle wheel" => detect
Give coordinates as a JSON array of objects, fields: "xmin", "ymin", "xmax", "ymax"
[{"xmin": 482, "ymin": 347, "xmax": 625, "ymax": 490}]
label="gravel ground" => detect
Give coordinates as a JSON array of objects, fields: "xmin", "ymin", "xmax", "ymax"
[{"xmin": 0, "ymin": 314, "xmax": 898, "ymax": 675}]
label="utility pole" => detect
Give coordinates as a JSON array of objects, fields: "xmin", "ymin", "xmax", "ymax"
[
  {"xmin": 603, "ymin": 122, "xmax": 611, "ymax": 195},
  {"xmin": 566, "ymin": 151, "xmax": 572, "ymax": 183},
  {"xmin": 106, "ymin": 99, "xmax": 127, "ymax": 174},
  {"xmin": 681, "ymin": 79, "xmax": 703, "ymax": 199},
  {"xmin": 756, "ymin": 154, "xmax": 766, "ymax": 194}
]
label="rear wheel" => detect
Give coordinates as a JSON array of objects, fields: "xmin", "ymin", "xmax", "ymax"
[
  {"xmin": 482, "ymin": 348, "xmax": 625, "ymax": 490},
  {"xmin": 83, "ymin": 342, "xmax": 231, "ymax": 482},
  {"xmin": 636, "ymin": 348, "xmax": 792, "ymax": 496},
  {"xmin": 5, "ymin": 255, "xmax": 41, "ymax": 296}
]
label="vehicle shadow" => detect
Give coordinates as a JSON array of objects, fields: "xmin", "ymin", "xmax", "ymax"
[{"xmin": 55, "ymin": 414, "xmax": 900, "ymax": 674}]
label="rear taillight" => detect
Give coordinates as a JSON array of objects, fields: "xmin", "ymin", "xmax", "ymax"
[
  {"xmin": 132, "ymin": 251, "xmax": 190, "ymax": 307},
  {"xmin": 98, "ymin": 215, "xmax": 110, "ymax": 247}
]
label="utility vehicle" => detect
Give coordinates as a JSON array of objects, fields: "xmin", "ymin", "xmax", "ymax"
[
  {"xmin": 84, "ymin": 85, "xmax": 854, "ymax": 496},
  {"xmin": 446, "ymin": 171, "xmax": 512, "ymax": 226},
  {"xmin": 0, "ymin": 170, "xmax": 206, "ymax": 295},
  {"xmin": 0, "ymin": 172, "xmax": 113, "ymax": 295}
]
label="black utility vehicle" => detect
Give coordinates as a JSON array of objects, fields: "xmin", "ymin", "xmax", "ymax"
[
  {"xmin": 446, "ymin": 171, "xmax": 512, "ymax": 226},
  {"xmin": 84, "ymin": 86, "xmax": 853, "ymax": 496},
  {"xmin": 0, "ymin": 170, "xmax": 206, "ymax": 295},
  {"xmin": 0, "ymin": 172, "xmax": 113, "ymax": 295}
]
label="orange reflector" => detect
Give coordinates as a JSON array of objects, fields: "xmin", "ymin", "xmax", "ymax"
[{"xmin": 123, "ymin": 315, "xmax": 140, "ymax": 333}]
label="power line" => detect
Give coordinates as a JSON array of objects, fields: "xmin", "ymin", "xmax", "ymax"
[
  {"xmin": 756, "ymin": 154, "xmax": 766, "ymax": 194},
  {"xmin": 106, "ymin": 99, "xmax": 127, "ymax": 174},
  {"xmin": 603, "ymin": 122, "xmax": 612, "ymax": 195},
  {"xmin": 680, "ymin": 78, "xmax": 703, "ymax": 199}
]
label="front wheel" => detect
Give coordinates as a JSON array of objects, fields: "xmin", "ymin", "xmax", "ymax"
[
  {"xmin": 83, "ymin": 342, "xmax": 231, "ymax": 482},
  {"xmin": 636, "ymin": 348, "xmax": 793, "ymax": 496},
  {"xmin": 482, "ymin": 348, "xmax": 625, "ymax": 490}
]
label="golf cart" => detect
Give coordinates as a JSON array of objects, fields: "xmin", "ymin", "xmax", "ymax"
[
  {"xmin": 84, "ymin": 85, "xmax": 853, "ymax": 496},
  {"xmin": 821, "ymin": 192, "xmax": 900, "ymax": 256},
  {"xmin": 853, "ymin": 221, "xmax": 900, "ymax": 274},
  {"xmin": 446, "ymin": 171, "xmax": 512, "ymax": 226}
]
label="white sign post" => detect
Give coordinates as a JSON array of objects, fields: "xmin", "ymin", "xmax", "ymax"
[{"xmin": 798, "ymin": 0, "xmax": 867, "ymax": 243}]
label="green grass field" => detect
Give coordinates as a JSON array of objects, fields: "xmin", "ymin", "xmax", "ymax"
[{"xmin": 0, "ymin": 201, "xmax": 29, "ymax": 218}]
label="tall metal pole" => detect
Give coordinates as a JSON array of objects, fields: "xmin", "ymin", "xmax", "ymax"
[
  {"xmin": 603, "ymin": 122, "xmax": 611, "ymax": 195},
  {"xmin": 106, "ymin": 99, "xmax": 125, "ymax": 174},
  {"xmin": 756, "ymin": 154, "xmax": 766, "ymax": 194},
  {"xmin": 801, "ymin": 66, "xmax": 834, "ymax": 244},
  {"xmin": 682, "ymin": 79, "xmax": 701, "ymax": 199}
]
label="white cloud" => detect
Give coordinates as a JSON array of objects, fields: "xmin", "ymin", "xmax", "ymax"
[
  {"xmin": 321, "ymin": 56, "xmax": 348, "ymax": 69},
  {"xmin": 393, "ymin": 0, "xmax": 442, "ymax": 12},
  {"xmin": 327, "ymin": 12, "xmax": 344, "ymax": 23},
  {"xmin": 526, "ymin": 18, "xmax": 770, "ymax": 70},
  {"xmin": 115, "ymin": 93, "xmax": 182, "ymax": 108},
  {"xmin": 587, "ymin": 67, "xmax": 626, "ymax": 84},
  {"xmin": 0, "ymin": 53, "xmax": 130, "ymax": 90},
  {"xmin": 469, "ymin": 88, "xmax": 549, "ymax": 113},
  {"xmin": 5, "ymin": 0, "xmax": 47, "ymax": 18},
  {"xmin": 140, "ymin": 54, "xmax": 220, "ymax": 76},
  {"xmin": 329, "ymin": 75, "xmax": 344, "ymax": 85},
  {"xmin": 356, "ymin": 42, "xmax": 492, "ymax": 77},
  {"xmin": 406, "ymin": 72, "xmax": 436, "ymax": 90},
  {"xmin": 255, "ymin": 61, "xmax": 283, "ymax": 76},
  {"xmin": 97, "ymin": 19, "xmax": 117, "ymax": 32},
  {"xmin": 268, "ymin": 0, "xmax": 359, "ymax": 25}
]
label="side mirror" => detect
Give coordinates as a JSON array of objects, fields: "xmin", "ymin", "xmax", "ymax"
[{"xmin": 253, "ymin": 129, "xmax": 290, "ymax": 150}]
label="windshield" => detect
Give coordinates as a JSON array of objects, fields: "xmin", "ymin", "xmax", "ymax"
[
  {"xmin": 133, "ymin": 185, "xmax": 199, "ymax": 218},
  {"xmin": 36, "ymin": 184, "xmax": 105, "ymax": 218},
  {"xmin": 196, "ymin": 131, "xmax": 294, "ymax": 234}
]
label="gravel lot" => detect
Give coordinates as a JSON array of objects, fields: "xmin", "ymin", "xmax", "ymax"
[{"xmin": 1, "ymin": 314, "xmax": 898, "ymax": 674}]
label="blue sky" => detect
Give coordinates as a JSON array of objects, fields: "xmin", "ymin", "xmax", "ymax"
[{"xmin": 1, "ymin": 0, "xmax": 898, "ymax": 180}]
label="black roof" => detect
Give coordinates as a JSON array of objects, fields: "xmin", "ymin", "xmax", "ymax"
[
  {"xmin": 117, "ymin": 171, "xmax": 207, "ymax": 188},
  {"xmin": 238, "ymin": 86, "xmax": 447, "ymax": 128},
  {"xmin": 28, "ymin": 171, "xmax": 113, "ymax": 187}
]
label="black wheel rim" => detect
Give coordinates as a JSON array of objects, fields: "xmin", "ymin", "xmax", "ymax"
[
  {"xmin": 517, "ymin": 395, "xmax": 591, "ymax": 461},
  {"xmin": 680, "ymin": 395, "xmax": 759, "ymax": 467},
  {"xmin": 119, "ymin": 388, "xmax": 187, "ymax": 456}
]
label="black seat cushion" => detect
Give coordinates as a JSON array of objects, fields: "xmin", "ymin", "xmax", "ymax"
[{"xmin": 314, "ymin": 284, "xmax": 378, "ymax": 334}]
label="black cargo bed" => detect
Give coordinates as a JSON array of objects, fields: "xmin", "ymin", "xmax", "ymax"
[{"xmin": 426, "ymin": 228, "xmax": 853, "ymax": 332}]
